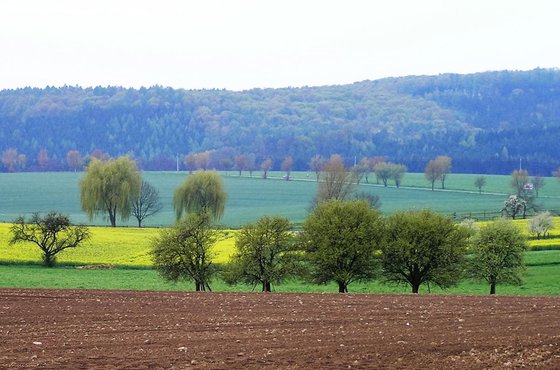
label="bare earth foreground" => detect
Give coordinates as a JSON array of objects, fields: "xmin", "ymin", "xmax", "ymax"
[{"xmin": 1, "ymin": 289, "xmax": 559, "ymax": 369}]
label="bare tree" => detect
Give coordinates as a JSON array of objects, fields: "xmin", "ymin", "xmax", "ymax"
[
  {"xmin": 184, "ymin": 153, "xmax": 197, "ymax": 174},
  {"xmin": 511, "ymin": 169, "xmax": 529, "ymax": 197},
  {"xmin": 261, "ymin": 158, "xmax": 273, "ymax": 179},
  {"xmin": 436, "ymin": 156, "xmax": 452, "ymax": 189},
  {"xmin": 1, "ymin": 148, "xmax": 18, "ymax": 172},
  {"xmin": 531, "ymin": 176, "xmax": 545, "ymax": 197},
  {"xmin": 316, "ymin": 154, "xmax": 356, "ymax": 203},
  {"xmin": 309, "ymin": 155, "xmax": 325, "ymax": 181},
  {"xmin": 66, "ymin": 150, "xmax": 82, "ymax": 172},
  {"xmin": 424, "ymin": 159, "xmax": 440, "ymax": 191},
  {"xmin": 235, "ymin": 154, "xmax": 248, "ymax": 176},
  {"xmin": 37, "ymin": 149, "xmax": 49, "ymax": 170},
  {"xmin": 281, "ymin": 156, "xmax": 294, "ymax": 180},
  {"xmin": 132, "ymin": 180, "xmax": 163, "ymax": 227}
]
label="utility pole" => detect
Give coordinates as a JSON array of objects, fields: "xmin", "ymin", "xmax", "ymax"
[{"xmin": 176, "ymin": 153, "xmax": 179, "ymax": 172}]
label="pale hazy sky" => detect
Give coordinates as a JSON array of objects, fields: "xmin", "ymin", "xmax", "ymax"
[{"xmin": 0, "ymin": 0, "xmax": 558, "ymax": 90}]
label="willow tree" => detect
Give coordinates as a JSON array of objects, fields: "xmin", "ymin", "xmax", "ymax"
[
  {"xmin": 80, "ymin": 156, "xmax": 141, "ymax": 227},
  {"xmin": 173, "ymin": 171, "xmax": 227, "ymax": 221}
]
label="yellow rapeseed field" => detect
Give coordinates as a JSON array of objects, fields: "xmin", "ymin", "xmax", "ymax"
[
  {"xmin": 1, "ymin": 216, "xmax": 559, "ymax": 267},
  {"xmin": 0, "ymin": 223, "xmax": 237, "ymax": 266}
]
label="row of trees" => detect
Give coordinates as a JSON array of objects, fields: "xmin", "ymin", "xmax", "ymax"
[
  {"xmin": 8, "ymin": 162, "xmax": 530, "ymax": 295},
  {"xmin": 2, "ymin": 70, "xmax": 560, "ymax": 174},
  {"xmin": 145, "ymin": 166, "xmax": 528, "ymax": 295},
  {"xmin": 151, "ymin": 196, "xmax": 528, "ymax": 295}
]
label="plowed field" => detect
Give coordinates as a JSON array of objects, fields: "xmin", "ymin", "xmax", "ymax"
[{"xmin": 1, "ymin": 289, "xmax": 559, "ymax": 369}]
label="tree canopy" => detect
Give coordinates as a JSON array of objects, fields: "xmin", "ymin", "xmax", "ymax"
[
  {"xmin": 173, "ymin": 171, "xmax": 227, "ymax": 221},
  {"xmin": 79, "ymin": 156, "xmax": 141, "ymax": 227},
  {"xmin": 224, "ymin": 216, "xmax": 299, "ymax": 292},
  {"xmin": 301, "ymin": 200, "xmax": 384, "ymax": 293},
  {"xmin": 381, "ymin": 210, "xmax": 468, "ymax": 293},
  {"xmin": 1, "ymin": 69, "xmax": 560, "ymax": 174},
  {"xmin": 151, "ymin": 213, "xmax": 218, "ymax": 291},
  {"xmin": 468, "ymin": 219, "xmax": 528, "ymax": 294}
]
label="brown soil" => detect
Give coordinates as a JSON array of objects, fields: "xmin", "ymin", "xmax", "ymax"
[{"xmin": 1, "ymin": 289, "xmax": 559, "ymax": 369}]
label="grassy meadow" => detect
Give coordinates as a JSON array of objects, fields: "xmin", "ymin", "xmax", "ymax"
[
  {"xmin": 0, "ymin": 250, "xmax": 558, "ymax": 295},
  {"xmin": 1, "ymin": 171, "xmax": 560, "ymax": 228}
]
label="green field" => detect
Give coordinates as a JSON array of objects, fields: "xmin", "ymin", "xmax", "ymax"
[
  {"xmin": 0, "ymin": 250, "xmax": 558, "ymax": 295},
  {"xmin": 1, "ymin": 171, "xmax": 560, "ymax": 228},
  {"xmin": 1, "ymin": 217, "xmax": 560, "ymax": 295}
]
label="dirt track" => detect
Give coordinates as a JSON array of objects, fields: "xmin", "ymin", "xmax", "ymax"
[{"xmin": 1, "ymin": 289, "xmax": 559, "ymax": 369}]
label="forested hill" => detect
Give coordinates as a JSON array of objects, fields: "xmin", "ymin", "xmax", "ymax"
[{"xmin": 1, "ymin": 68, "xmax": 559, "ymax": 174}]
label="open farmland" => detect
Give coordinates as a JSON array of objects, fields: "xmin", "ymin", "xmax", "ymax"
[
  {"xmin": 1, "ymin": 289, "xmax": 559, "ymax": 369},
  {"xmin": 1, "ymin": 171, "xmax": 560, "ymax": 227}
]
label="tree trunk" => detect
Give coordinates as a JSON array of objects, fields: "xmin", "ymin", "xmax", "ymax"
[
  {"xmin": 412, "ymin": 283, "xmax": 420, "ymax": 294},
  {"xmin": 43, "ymin": 252, "xmax": 55, "ymax": 267},
  {"xmin": 490, "ymin": 283, "xmax": 496, "ymax": 295},
  {"xmin": 195, "ymin": 281, "xmax": 201, "ymax": 291},
  {"xmin": 109, "ymin": 210, "xmax": 117, "ymax": 227},
  {"xmin": 338, "ymin": 281, "xmax": 348, "ymax": 293},
  {"xmin": 137, "ymin": 219, "xmax": 142, "ymax": 228},
  {"xmin": 262, "ymin": 281, "xmax": 271, "ymax": 292},
  {"xmin": 431, "ymin": 181, "xmax": 435, "ymax": 191}
]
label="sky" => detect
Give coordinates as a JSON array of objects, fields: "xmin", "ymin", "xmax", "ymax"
[{"xmin": 0, "ymin": 0, "xmax": 559, "ymax": 91}]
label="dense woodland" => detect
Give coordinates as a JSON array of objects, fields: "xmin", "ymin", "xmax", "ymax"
[{"xmin": 0, "ymin": 68, "xmax": 559, "ymax": 174}]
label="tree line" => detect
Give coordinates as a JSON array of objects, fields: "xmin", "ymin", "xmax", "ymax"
[
  {"xmin": 1, "ymin": 68, "xmax": 560, "ymax": 174},
  {"xmin": 6, "ymin": 155, "xmax": 537, "ymax": 295}
]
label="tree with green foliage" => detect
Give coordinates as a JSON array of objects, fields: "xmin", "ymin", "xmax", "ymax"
[
  {"xmin": 381, "ymin": 210, "xmax": 468, "ymax": 293},
  {"xmin": 374, "ymin": 162, "xmax": 392, "ymax": 187},
  {"xmin": 224, "ymin": 216, "xmax": 299, "ymax": 292},
  {"xmin": 131, "ymin": 180, "xmax": 163, "ymax": 227},
  {"xmin": 301, "ymin": 200, "xmax": 384, "ymax": 293},
  {"xmin": 9, "ymin": 212, "xmax": 90, "ymax": 267},
  {"xmin": 474, "ymin": 176, "xmax": 486, "ymax": 194},
  {"xmin": 389, "ymin": 163, "xmax": 407, "ymax": 188},
  {"xmin": 468, "ymin": 219, "xmax": 528, "ymax": 294},
  {"xmin": 80, "ymin": 156, "xmax": 141, "ymax": 227},
  {"xmin": 151, "ymin": 213, "xmax": 218, "ymax": 291},
  {"xmin": 173, "ymin": 171, "xmax": 227, "ymax": 221}
]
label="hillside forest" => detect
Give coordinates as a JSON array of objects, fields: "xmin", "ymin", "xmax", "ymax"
[{"xmin": 1, "ymin": 68, "xmax": 559, "ymax": 174}]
